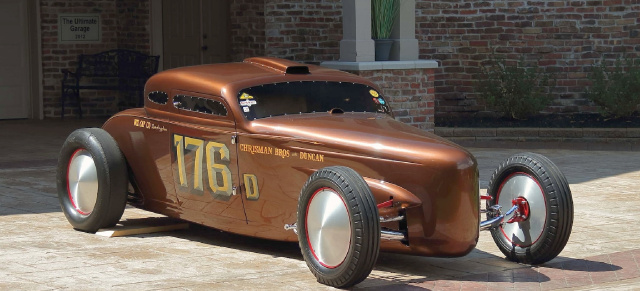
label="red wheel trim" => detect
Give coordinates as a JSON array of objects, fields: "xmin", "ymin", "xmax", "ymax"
[
  {"xmin": 495, "ymin": 172, "xmax": 547, "ymax": 247},
  {"xmin": 507, "ymin": 197, "xmax": 530, "ymax": 223},
  {"xmin": 66, "ymin": 148, "xmax": 90, "ymax": 216},
  {"xmin": 305, "ymin": 187, "xmax": 351, "ymax": 269}
]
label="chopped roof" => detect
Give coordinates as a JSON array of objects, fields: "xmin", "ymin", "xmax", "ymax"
[{"xmin": 144, "ymin": 57, "xmax": 373, "ymax": 100}]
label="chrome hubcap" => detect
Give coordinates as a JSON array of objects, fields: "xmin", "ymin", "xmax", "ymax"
[
  {"xmin": 67, "ymin": 149, "xmax": 98, "ymax": 215},
  {"xmin": 306, "ymin": 188, "xmax": 351, "ymax": 268},
  {"xmin": 497, "ymin": 173, "xmax": 546, "ymax": 247}
]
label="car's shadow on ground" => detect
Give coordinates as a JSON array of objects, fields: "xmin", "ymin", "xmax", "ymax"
[
  {"xmin": 137, "ymin": 223, "xmax": 303, "ymax": 260},
  {"xmin": 542, "ymin": 256, "xmax": 623, "ymax": 272},
  {"xmin": 366, "ymin": 252, "xmax": 622, "ymax": 285},
  {"xmin": 133, "ymin": 221, "xmax": 622, "ymax": 288}
]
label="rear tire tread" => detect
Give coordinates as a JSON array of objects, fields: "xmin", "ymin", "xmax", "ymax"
[{"xmin": 57, "ymin": 128, "xmax": 128, "ymax": 233}]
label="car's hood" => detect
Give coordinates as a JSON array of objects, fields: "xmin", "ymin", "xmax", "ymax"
[{"xmin": 245, "ymin": 113, "xmax": 472, "ymax": 165}]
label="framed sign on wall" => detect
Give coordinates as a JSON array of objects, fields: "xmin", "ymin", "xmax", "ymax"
[{"xmin": 58, "ymin": 14, "xmax": 100, "ymax": 43}]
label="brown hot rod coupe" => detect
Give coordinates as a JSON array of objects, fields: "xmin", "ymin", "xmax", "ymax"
[{"xmin": 57, "ymin": 57, "xmax": 573, "ymax": 288}]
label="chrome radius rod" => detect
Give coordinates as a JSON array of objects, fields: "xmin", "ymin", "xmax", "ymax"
[{"xmin": 479, "ymin": 204, "xmax": 519, "ymax": 231}]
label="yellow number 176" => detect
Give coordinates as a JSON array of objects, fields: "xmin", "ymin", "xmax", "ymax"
[{"xmin": 173, "ymin": 134, "xmax": 233, "ymax": 197}]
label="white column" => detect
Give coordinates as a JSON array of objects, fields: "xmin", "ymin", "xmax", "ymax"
[
  {"xmin": 339, "ymin": 0, "xmax": 375, "ymax": 62},
  {"xmin": 390, "ymin": 0, "xmax": 418, "ymax": 61}
]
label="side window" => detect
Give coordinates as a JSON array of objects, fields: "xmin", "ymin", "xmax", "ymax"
[
  {"xmin": 148, "ymin": 91, "xmax": 169, "ymax": 105},
  {"xmin": 173, "ymin": 95, "xmax": 228, "ymax": 117}
]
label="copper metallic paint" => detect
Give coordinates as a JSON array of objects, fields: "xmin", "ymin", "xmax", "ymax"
[{"xmin": 102, "ymin": 58, "xmax": 480, "ymax": 257}]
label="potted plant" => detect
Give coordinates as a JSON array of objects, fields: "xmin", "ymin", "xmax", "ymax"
[{"xmin": 371, "ymin": 0, "xmax": 399, "ymax": 61}]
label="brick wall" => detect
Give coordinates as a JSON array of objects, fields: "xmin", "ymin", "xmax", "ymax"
[
  {"xmin": 116, "ymin": 0, "xmax": 150, "ymax": 52},
  {"xmin": 230, "ymin": 0, "xmax": 266, "ymax": 61},
  {"xmin": 41, "ymin": 0, "xmax": 151, "ymax": 118},
  {"xmin": 416, "ymin": 0, "xmax": 640, "ymax": 119},
  {"xmin": 347, "ymin": 69, "xmax": 436, "ymax": 130},
  {"xmin": 39, "ymin": 0, "xmax": 640, "ymax": 121},
  {"xmin": 264, "ymin": 0, "xmax": 342, "ymax": 63}
]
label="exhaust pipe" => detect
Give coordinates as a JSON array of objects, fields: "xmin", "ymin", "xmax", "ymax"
[
  {"xmin": 378, "ymin": 200, "xmax": 407, "ymax": 242},
  {"xmin": 380, "ymin": 215, "xmax": 404, "ymax": 223},
  {"xmin": 381, "ymin": 229, "xmax": 405, "ymax": 241},
  {"xmin": 286, "ymin": 222, "xmax": 406, "ymax": 241}
]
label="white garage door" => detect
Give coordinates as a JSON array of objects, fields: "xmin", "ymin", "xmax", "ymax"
[{"xmin": 0, "ymin": 0, "xmax": 30, "ymax": 119}]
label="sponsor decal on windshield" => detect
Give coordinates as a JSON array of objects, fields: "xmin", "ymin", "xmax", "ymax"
[
  {"xmin": 240, "ymin": 93, "xmax": 254, "ymax": 100},
  {"xmin": 240, "ymin": 100, "xmax": 257, "ymax": 107}
]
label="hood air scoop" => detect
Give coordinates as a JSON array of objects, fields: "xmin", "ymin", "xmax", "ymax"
[{"xmin": 243, "ymin": 57, "xmax": 310, "ymax": 74}]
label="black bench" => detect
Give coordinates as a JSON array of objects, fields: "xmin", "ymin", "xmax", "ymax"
[{"xmin": 61, "ymin": 49, "xmax": 160, "ymax": 118}]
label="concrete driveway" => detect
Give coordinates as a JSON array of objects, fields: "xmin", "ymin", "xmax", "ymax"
[{"xmin": 1, "ymin": 119, "xmax": 639, "ymax": 290}]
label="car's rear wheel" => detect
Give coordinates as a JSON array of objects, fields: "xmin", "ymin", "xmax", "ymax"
[
  {"xmin": 487, "ymin": 152, "xmax": 573, "ymax": 264},
  {"xmin": 297, "ymin": 166, "xmax": 380, "ymax": 288},
  {"xmin": 57, "ymin": 128, "xmax": 128, "ymax": 233}
]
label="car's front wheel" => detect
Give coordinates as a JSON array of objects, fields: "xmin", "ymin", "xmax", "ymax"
[
  {"xmin": 57, "ymin": 128, "xmax": 128, "ymax": 233},
  {"xmin": 487, "ymin": 152, "xmax": 573, "ymax": 264},
  {"xmin": 297, "ymin": 166, "xmax": 380, "ymax": 288}
]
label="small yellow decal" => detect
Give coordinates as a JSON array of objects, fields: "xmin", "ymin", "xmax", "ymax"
[
  {"xmin": 274, "ymin": 148, "xmax": 290, "ymax": 159},
  {"xmin": 239, "ymin": 144, "xmax": 291, "ymax": 159},
  {"xmin": 300, "ymin": 152, "xmax": 324, "ymax": 162},
  {"xmin": 244, "ymin": 174, "xmax": 260, "ymax": 200},
  {"xmin": 240, "ymin": 93, "xmax": 254, "ymax": 100},
  {"xmin": 369, "ymin": 90, "xmax": 379, "ymax": 97},
  {"xmin": 134, "ymin": 119, "xmax": 167, "ymax": 132},
  {"xmin": 239, "ymin": 144, "xmax": 273, "ymax": 155}
]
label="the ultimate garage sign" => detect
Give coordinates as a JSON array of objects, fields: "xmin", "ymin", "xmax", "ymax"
[{"xmin": 58, "ymin": 14, "xmax": 100, "ymax": 43}]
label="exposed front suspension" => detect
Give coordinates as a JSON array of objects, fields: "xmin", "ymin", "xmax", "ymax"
[{"xmin": 479, "ymin": 195, "xmax": 528, "ymax": 231}]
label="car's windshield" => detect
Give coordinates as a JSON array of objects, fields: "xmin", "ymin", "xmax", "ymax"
[{"xmin": 237, "ymin": 81, "xmax": 392, "ymax": 120}]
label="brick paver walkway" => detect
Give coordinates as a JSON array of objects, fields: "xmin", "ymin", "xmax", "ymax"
[
  {"xmin": 361, "ymin": 250, "xmax": 640, "ymax": 290},
  {"xmin": 1, "ymin": 119, "xmax": 639, "ymax": 290}
]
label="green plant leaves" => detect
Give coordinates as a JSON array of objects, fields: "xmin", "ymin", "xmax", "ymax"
[
  {"xmin": 587, "ymin": 58, "xmax": 640, "ymax": 118},
  {"xmin": 371, "ymin": 0, "xmax": 399, "ymax": 39},
  {"xmin": 477, "ymin": 56, "xmax": 555, "ymax": 120}
]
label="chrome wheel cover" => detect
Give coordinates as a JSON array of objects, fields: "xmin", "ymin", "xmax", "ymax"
[
  {"xmin": 67, "ymin": 149, "xmax": 98, "ymax": 215},
  {"xmin": 497, "ymin": 173, "xmax": 547, "ymax": 247},
  {"xmin": 306, "ymin": 188, "xmax": 351, "ymax": 268}
]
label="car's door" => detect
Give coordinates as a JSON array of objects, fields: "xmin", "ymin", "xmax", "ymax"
[
  {"xmin": 168, "ymin": 90, "xmax": 246, "ymax": 228},
  {"xmin": 234, "ymin": 132, "xmax": 312, "ymax": 241}
]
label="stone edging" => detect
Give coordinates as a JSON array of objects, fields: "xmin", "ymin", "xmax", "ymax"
[
  {"xmin": 321, "ymin": 60, "xmax": 438, "ymax": 71},
  {"xmin": 435, "ymin": 127, "xmax": 640, "ymax": 150}
]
